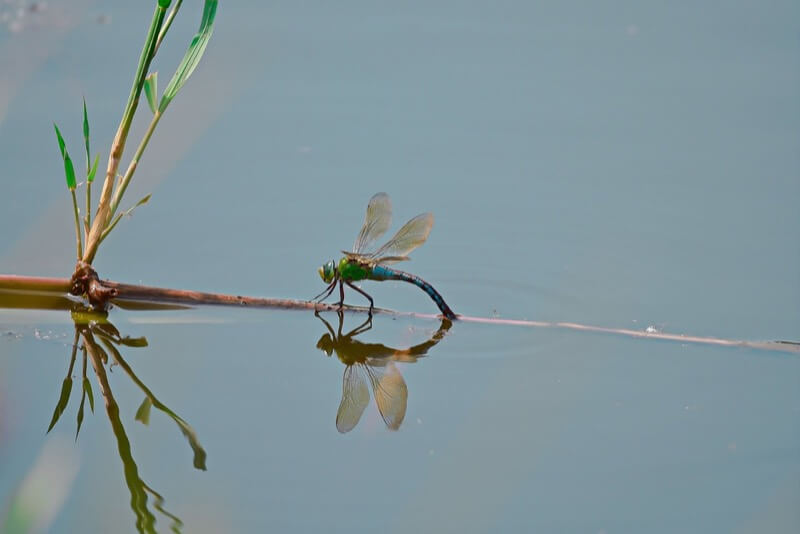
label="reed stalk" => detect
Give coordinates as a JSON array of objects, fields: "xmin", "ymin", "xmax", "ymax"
[{"xmin": 83, "ymin": 3, "xmax": 168, "ymax": 264}]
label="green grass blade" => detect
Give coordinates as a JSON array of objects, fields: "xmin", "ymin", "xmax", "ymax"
[
  {"xmin": 130, "ymin": 193, "xmax": 152, "ymax": 211},
  {"xmin": 87, "ymin": 154, "xmax": 100, "ymax": 183},
  {"xmin": 98, "ymin": 193, "xmax": 152, "ymax": 245},
  {"xmin": 64, "ymin": 152, "xmax": 77, "ymax": 190},
  {"xmin": 53, "ymin": 122, "xmax": 66, "ymax": 159},
  {"xmin": 82, "ymin": 98, "xmax": 91, "ymax": 170},
  {"xmin": 159, "ymin": 0, "xmax": 217, "ymax": 112},
  {"xmin": 144, "ymin": 72, "xmax": 158, "ymax": 114}
]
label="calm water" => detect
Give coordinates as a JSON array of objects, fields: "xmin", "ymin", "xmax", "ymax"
[{"xmin": 1, "ymin": 1, "xmax": 799, "ymax": 532}]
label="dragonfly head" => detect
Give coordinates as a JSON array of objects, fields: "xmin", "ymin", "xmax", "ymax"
[
  {"xmin": 318, "ymin": 260, "xmax": 337, "ymax": 283},
  {"xmin": 316, "ymin": 333, "xmax": 335, "ymax": 355}
]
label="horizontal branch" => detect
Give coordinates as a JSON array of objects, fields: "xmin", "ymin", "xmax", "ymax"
[{"xmin": 1, "ymin": 274, "xmax": 798, "ymax": 355}]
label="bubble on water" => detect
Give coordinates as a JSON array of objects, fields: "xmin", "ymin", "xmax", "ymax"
[{"xmin": 2, "ymin": 331, "xmax": 22, "ymax": 341}]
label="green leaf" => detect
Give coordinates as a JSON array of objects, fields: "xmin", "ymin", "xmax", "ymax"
[
  {"xmin": 47, "ymin": 377, "xmax": 73, "ymax": 433},
  {"xmin": 135, "ymin": 397, "xmax": 153, "ymax": 425},
  {"xmin": 99, "ymin": 194, "xmax": 152, "ymax": 244},
  {"xmin": 83, "ymin": 376, "xmax": 95, "ymax": 413},
  {"xmin": 54, "ymin": 122, "xmax": 67, "ymax": 159},
  {"xmin": 63, "ymin": 152, "xmax": 77, "ymax": 190},
  {"xmin": 82, "ymin": 98, "xmax": 91, "ymax": 168},
  {"xmin": 76, "ymin": 387, "xmax": 87, "ymax": 441},
  {"xmin": 87, "ymin": 154, "xmax": 100, "ymax": 183},
  {"xmin": 144, "ymin": 72, "xmax": 158, "ymax": 114},
  {"xmin": 118, "ymin": 335, "xmax": 149, "ymax": 348},
  {"xmin": 130, "ymin": 194, "xmax": 152, "ymax": 211},
  {"xmin": 159, "ymin": 0, "xmax": 217, "ymax": 112}
]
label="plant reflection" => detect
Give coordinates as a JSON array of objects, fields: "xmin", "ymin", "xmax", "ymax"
[
  {"xmin": 46, "ymin": 308, "xmax": 206, "ymax": 534},
  {"xmin": 315, "ymin": 311, "xmax": 451, "ymax": 433}
]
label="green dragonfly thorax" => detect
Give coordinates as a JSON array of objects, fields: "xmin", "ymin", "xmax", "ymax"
[{"xmin": 338, "ymin": 257, "xmax": 370, "ymax": 281}]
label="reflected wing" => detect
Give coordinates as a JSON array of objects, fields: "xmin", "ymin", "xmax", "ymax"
[
  {"xmin": 352, "ymin": 193, "xmax": 392, "ymax": 254},
  {"xmin": 370, "ymin": 213, "xmax": 433, "ymax": 260},
  {"xmin": 336, "ymin": 365, "xmax": 370, "ymax": 433},
  {"xmin": 365, "ymin": 361, "xmax": 408, "ymax": 431}
]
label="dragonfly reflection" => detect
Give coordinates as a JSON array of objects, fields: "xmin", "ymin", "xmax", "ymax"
[{"xmin": 315, "ymin": 311, "xmax": 451, "ymax": 433}]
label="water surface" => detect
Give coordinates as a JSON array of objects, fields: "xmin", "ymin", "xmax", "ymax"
[{"xmin": 1, "ymin": 1, "xmax": 798, "ymax": 532}]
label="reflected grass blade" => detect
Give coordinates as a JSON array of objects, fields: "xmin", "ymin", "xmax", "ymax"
[
  {"xmin": 83, "ymin": 376, "xmax": 94, "ymax": 413},
  {"xmin": 135, "ymin": 397, "xmax": 153, "ymax": 425},
  {"xmin": 76, "ymin": 386, "xmax": 87, "ymax": 440},
  {"xmin": 47, "ymin": 377, "xmax": 73, "ymax": 433}
]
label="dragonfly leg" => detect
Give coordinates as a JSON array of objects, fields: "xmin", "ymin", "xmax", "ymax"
[
  {"xmin": 336, "ymin": 309, "xmax": 345, "ymax": 337},
  {"xmin": 337, "ymin": 280, "xmax": 345, "ymax": 310},
  {"xmin": 349, "ymin": 314, "xmax": 373, "ymax": 336},
  {"xmin": 344, "ymin": 280, "xmax": 374, "ymax": 314},
  {"xmin": 313, "ymin": 279, "xmax": 337, "ymax": 302}
]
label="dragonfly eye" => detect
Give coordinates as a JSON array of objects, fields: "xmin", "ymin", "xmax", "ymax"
[{"xmin": 319, "ymin": 261, "xmax": 336, "ymax": 283}]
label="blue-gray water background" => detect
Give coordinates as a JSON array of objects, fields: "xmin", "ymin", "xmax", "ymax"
[{"xmin": 1, "ymin": 1, "xmax": 798, "ymax": 532}]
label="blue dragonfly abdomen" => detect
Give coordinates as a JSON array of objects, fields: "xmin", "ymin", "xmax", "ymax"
[{"xmin": 370, "ymin": 265, "xmax": 456, "ymax": 320}]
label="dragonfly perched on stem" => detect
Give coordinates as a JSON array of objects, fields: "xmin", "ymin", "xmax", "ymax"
[{"xmin": 314, "ymin": 192, "xmax": 457, "ymax": 320}]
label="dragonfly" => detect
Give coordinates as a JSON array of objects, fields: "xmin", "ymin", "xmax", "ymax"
[{"xmin": 314, "ymin": 192, "xmax": 456, "ymax": 319}]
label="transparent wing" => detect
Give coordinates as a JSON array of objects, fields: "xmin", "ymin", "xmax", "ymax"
[
  {"xmin": 370, "ymin": 212, "xmax": 433, "ymax": 261},
  {"xmin": 365, "ymin": 361, "xmax": 408, "ymax": 431},
  {"xmin": 342, "ymin": 251, "xmax": 410, "ymax": 264},
  {"xmin": 336, "ymin": 365, "xmax": 370, "ymax": 433},
  {"xmin": 352, "ymin": 193, "xmax": 392, "ymax": 254}
]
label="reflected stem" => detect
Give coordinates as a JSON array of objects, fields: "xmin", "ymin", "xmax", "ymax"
[
  {"xmin": 95, "ymin": 335, "xmax": 206, "ymax": 470},
  {"xmin": 83, "ymin": 329, "xmax": 157, "ymax": 533}
]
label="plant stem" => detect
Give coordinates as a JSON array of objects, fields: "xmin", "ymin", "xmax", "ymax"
[
  {"xmin": 82, "ymin": 3, "xmax": 168, "ymax": 265},
  {"xmin": 85, "ymin": 180, "xmax": 92, "ymax": 237},
  {"xmin": 154, "ymin": 0, "xmax": 183, "ymax": 54},
  {"xmin": 108, "ymin": 110, "xmax": 162, "ymax": 220},
  {"xmin": 71, "ymin": 190, "xmax": 83, "ymax": 260}
]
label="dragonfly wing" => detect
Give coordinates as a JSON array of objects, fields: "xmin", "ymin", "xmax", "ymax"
[
  {"xmin": 343, "ymin": 252, "xmax": 410, "ymax": 264},
  {"xmin": 365, "ymin": 361, "xmax": 407, "ymax": 431},
  {"xmin": 352, "ymin": 193, "xmax": 392, "ymax": 254},
  {"xmin": 371, "ymin": 212, "xmax": 434, "ymax": 260},
  {"xmin": 336, "ymin": 365, "xmax": 370, "ymax": 433},
  {"xmin": 369, "ymin": 255, "xmax": 409, "ymax": 265}
]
